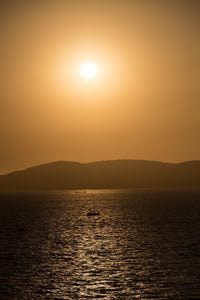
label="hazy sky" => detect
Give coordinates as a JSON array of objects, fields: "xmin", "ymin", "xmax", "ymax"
[{"xmin": 1, "ymin": 0, "xmax": 200, "ymax": 174}]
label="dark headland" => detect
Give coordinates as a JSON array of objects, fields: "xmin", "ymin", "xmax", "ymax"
[{"xmin": 0, "ymin": 160, "xmax": 200, "ymax": 190}]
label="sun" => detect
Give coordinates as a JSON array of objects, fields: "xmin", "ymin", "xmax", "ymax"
[{"xmin": 81, "ymin": 62, "xmax": 97, "ymax": 78}]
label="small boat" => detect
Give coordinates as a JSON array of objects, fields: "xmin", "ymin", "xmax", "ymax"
[
  {"xmin": 87, "ymin": 211, "xmax": 100, "ymax": 217},
  {"xmin": 87, "ymin": 194, "xmax": 100, "ymax": 217}
]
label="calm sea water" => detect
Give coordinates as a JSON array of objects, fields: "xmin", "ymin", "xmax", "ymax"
[{"xmin": 0, "ymin": 189, "xmax": 200, "ymax": 299}]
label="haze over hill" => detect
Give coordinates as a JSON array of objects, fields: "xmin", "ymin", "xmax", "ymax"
[
  {"xmin": 1, "ymin": 1, "xmax": 200, "ymax": 175},
  {"xmin": 0, "ymin": 160, "xmax": 200, "ymax": 191}
]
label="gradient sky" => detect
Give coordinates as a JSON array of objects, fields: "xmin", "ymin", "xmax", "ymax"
[{"xmin": 1, "ymin": 0, "xmax": 200, "ymax": 174}]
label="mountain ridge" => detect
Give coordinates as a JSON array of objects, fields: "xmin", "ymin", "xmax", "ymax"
[{"xmin": 0, "ymin": 159, "xmax": 200, "ymax": 190}]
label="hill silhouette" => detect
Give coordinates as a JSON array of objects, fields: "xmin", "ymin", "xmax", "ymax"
[{"xmin": 0, "ymin": 160, "xmax": 200, "ymax": 190}]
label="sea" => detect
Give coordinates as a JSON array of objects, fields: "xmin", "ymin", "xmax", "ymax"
[{"xmin": 0, "ymin": 189, "xmax": 200, "ymax": 299}]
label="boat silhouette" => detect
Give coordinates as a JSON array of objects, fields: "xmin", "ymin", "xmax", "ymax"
[
  {"xmin": 87, "ymin": 194, "xmax": 100, "ymax": 216},
  {"xmin": 87, "ymin": 211, "xmax": 100, "ymax": 217}
]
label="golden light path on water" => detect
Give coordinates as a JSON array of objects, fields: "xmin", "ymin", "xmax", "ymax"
[{"xmin": 1, "ymin": 190, "xmax": 200, "ymax": 298}]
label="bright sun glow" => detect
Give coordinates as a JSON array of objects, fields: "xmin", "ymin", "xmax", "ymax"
[{"xmin": 81, "ymin": 62, "xmax": 97, "ymax": 78}]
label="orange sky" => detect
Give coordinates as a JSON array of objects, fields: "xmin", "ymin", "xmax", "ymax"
[{"xmin": 1, "ymin": 0, "xmax": 200, "ymax": 174}]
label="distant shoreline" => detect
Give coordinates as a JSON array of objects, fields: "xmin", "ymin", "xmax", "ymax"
[{"xmin": 1, "ymin": 187, "xmax": 200, "ymax": 193}]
